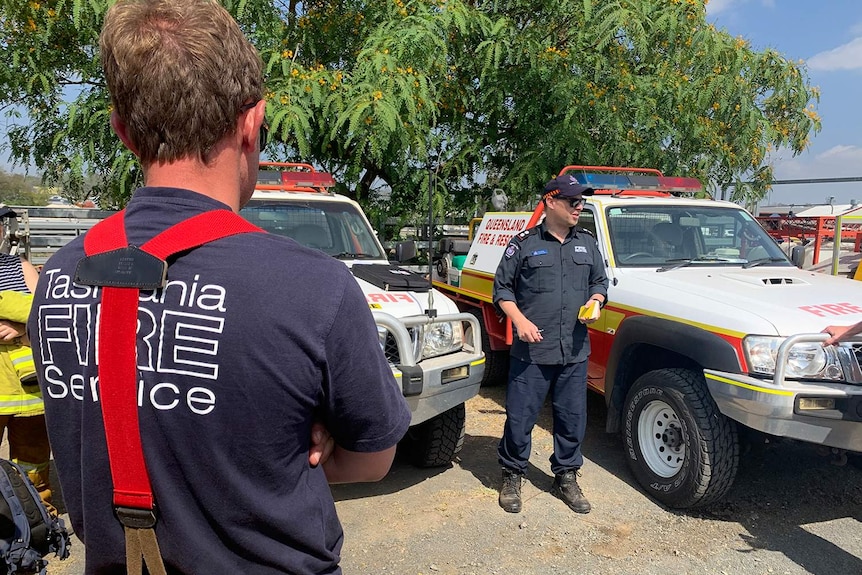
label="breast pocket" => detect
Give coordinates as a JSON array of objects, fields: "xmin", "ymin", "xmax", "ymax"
[
  {"xmin": 522, "ymin": 257, "xmax": 556, "ymax": 293},
  {"xmin": 571, "ymin": 251, "xmax": 594, "ymax": 290}
]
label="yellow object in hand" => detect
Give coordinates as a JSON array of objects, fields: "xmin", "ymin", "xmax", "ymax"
[{"xmin": 578, "ymin": 299, "xmax": 601, "ymax": 324}]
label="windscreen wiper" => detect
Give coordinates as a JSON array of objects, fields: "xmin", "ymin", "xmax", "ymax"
[
  {"xmin": 742, "ymin": 257, "xmax": 788, "ymax": 269},
  {"xmin": 334, "ymin": 252, "xmax": 375, "ymax": 259},
  {"xmin": 656, "ymin": 256, "xmax": 734, "ymax": 273}
]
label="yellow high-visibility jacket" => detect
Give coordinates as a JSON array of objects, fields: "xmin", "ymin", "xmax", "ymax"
[{"xmin": 0, "ymin": 290, "xmax": 42, "ymax": 416}]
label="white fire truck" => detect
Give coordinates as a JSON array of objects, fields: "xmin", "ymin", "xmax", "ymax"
[
  {"xmin": 434, "ymin": 165, "xmax": 862, "ymax": 508},
  {"xmin": 241, "ymin": 163, "xmax": 485, "ymax": 467}
]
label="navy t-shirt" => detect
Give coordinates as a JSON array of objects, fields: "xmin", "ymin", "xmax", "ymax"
[{"xmin": 27, "ymin": 188, "xmax": 412, "ymax": 574}]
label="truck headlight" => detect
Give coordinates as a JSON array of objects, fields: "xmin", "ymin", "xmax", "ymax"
[
  {"xmin": 421, "ymin": 321, "xmax": 463, "ymax": 360},
  {"xmin": 744, "ymin": 336, "xmax": 843, "ymax": 380}
]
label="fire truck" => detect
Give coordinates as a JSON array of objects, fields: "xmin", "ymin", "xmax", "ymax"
[
  {"xmin": 240, "ymin": 163, "xmax": 485, "ymax": 467},
  {"xmin": 434, "ymin": 165, "xmax": 862, "ymax": 509}
]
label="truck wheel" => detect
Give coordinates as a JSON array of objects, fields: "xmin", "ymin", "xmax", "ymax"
[
  {"xmin": 401, "ymin": 403, "xmax": 466, "ymax": 468},
  {"xmin": 469, "ymin": 309, "xmax": 508, "ymax": 387},
  {"xmin": 623, "ymin": 368, "xmax": 738, "ymax": 509}
]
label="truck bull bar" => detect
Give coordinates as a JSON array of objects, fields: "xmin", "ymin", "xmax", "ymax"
[{"xmin": 371, "ymin": 311, "xmax": 484, "ymax": 397}]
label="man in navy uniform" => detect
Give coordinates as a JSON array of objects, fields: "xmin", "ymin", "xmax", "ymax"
[
  {"xmin": 27, "ymin": 1, "xmax": 411, "ymax": 573},
  {"xmin": 493, "ymin": 174, "xmax": 609, "ymax": 514}
]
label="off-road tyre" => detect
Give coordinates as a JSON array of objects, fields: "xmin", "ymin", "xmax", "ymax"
[
  {"xmin": 469, "ymin": 309, "xmax": 508, "ymax": 387},
  {"xmin": 623, "ymin": 368, "xmax": 739, "ymax": 509},
  {"xmin": 402, "ymin": 403, "xmax": 466, "ymax": 467}
]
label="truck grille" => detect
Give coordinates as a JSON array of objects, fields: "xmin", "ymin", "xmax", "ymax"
[
  {"xmin": 847, "ymin": 344, "xmax": 862, "ymax": 383},
  {"xmin": 383, "ymin": 328, "xmax": 420, "ymax": 364}
]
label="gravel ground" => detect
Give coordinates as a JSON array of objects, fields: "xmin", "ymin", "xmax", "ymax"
[{"xmin": 21, "ymin": 385, "xmax": 862, "ymax": 574}]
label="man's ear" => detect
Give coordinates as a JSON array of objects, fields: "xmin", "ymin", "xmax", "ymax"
[
  {"xmin": 110, "ymin": 110, "xmax": 140, "ymax": 156},
  {"xmin": 239, "ymin": 100, "xmax": 265, "ymax": 152}
]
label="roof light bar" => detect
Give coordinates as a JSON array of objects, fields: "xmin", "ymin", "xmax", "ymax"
[
  {"xmin": 572, "ymin": 173, "xmax": 631, "ymax": 189},
  {"xmin": 281, "ymin": 172, "xmax": 335, "ymax": 188},
  {"xmin": 566, "ymin": 168, "xmax": 702, "ymax": 195},
  {"xmin": 255, "ymin": 162, "xmax": 336, "ymax": 192},
  {"xmin": 656, "ymin": 176, "xmax": 702, "ymax": 193}
]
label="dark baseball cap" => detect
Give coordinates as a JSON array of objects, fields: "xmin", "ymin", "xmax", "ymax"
[
  {"xmin": 0, "ymin": 206, "xmax": 16, "ymax": 218},
  {"xmin": 543, "ymin": 174, "xmax": 594, "ymax": 200}
]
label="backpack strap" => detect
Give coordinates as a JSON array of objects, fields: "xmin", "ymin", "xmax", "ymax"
[
  {"xmin": 79, "ymin": 209, "xmax": 263, "ymax": 575},
  {"xmin": 0, "ymin": 459, "xmax": 70, "ymax": 574}
]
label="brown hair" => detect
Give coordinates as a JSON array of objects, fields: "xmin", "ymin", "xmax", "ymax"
[{"xmin": 100, "ymin": 0, "xmax": 263, "ymax": 165}]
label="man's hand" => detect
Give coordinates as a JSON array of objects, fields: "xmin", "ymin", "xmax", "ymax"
[
  {"xmin": 513, "ymin": 317, "xmax": 543, "ymax": 343},
  {"xmin": 0, "ymin": 320, "xmax": 25, "ymax": 342},
  {"xmin": 578, "ymin": 298, "xmax": 602, "ymax": 325},
  {"xmin": 823, "ymin": 325, "xmax": 853, "ymax": 346},
  {"xmin": 309, "ymin": 421, "xmax": 335, "ymax": 467}
]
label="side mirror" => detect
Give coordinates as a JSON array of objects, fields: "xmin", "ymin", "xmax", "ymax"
[
  {"xmin": 790, "ymin": 245, "xmax": 806, "ymax": 268},
  {"xmin": 393, "ymin": 240, "xmax": 417, "ymax": 263}
]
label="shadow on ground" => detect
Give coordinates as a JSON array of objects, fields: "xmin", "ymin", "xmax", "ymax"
[{"xmin": 338, "ymin": 382, "xmax": 862, "ymax": 575}]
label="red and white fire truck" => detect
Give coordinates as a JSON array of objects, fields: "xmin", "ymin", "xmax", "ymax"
[{"xmin": 434, "ymin": 165, "xmax": 862, "ymax": 509}]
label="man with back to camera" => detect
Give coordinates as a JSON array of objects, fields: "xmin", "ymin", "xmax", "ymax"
[
  {"xmin": 493, "ymin": 174, "xmax": 609, "ymax": 514},
  {"xmin": 26, "ymin": 1, "xmax": 411, "ymax": 573}
]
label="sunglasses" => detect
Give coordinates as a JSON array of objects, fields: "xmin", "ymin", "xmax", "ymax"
[
  {"xmin": 558, "ymin": 197, "xmax": 586, "ymax": 209},
  {"xmin": 239, "ymin": 101, "xmax": 269, "ymax": 151}
]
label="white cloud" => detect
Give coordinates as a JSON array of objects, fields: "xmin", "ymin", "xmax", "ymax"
[
  {"xmin": 772, "ymin": 145, "xmax": 862, "ymax": 178},
  {"xmin": 706, "ymin": 0, "xmax": 737, "ymax": 16},
  {"xmin": 816, "ymin": 145, "xmax": 862, "ymax": 162},
  {"xmin": 707, "ymin": 0, "xmax": 775, "ymax": 17},
  {"xmin": 807, "ymin": 37, "xmax": 862, "ymax": 71},
  {"xmin": 763, "ymin": 146, "xmax": 862, "ymax": 206}
]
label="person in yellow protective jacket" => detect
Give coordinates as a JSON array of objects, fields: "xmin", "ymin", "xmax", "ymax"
[{"xmin": 0, "ymin": 280, "xmax": 54, "ymax": 512}]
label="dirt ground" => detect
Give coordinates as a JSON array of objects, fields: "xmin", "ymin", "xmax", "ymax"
[{"xmin": 29, "ymin": 385, "xmax": 862, "ymax": 574}]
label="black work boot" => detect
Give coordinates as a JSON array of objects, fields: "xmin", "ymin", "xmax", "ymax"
[
  {"xmin": 499, "ymin": 468, "xmax": 523, "ymax": 513},
  {"xmin": 551, "ymin": 470, "xmax": 591, "ymax": 514}
]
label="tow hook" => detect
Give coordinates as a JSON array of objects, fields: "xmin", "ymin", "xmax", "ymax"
[{"xmin": 816, "ymin": 446, "xmax": 849, "ymax": 466}]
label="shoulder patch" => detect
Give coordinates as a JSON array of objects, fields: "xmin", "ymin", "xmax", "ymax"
[
  {"xmin": 504, "ymin": 243, "xmax": 518, "ymax": 259},
  {"xmin": 515, "ymin": 227, "xmax": 538, "ymax": 241}
]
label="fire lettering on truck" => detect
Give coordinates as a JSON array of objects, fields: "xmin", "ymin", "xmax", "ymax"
[
  {"xmin": 798, "ymin": 302, "xmax": 862, "ymax": 317},
  {"xmin": 366, "ymin": 292, "xmax": 416, "ymax": 304}
]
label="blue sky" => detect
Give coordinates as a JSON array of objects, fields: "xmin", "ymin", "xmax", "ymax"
[{"xmin": 707, "ymin": 0, "xmax": 862, "ymax": 207}]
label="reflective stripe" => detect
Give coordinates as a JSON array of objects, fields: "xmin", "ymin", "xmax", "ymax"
[
  {"xmin": 704, "ymin": 372, "xmax": 794, "ymax": 396},
  {"xmin": 8, "ymin": 346, "xmax": 36, "ymax": 381},
  {"xmin": 0, "ymin": 392, "xmax": 45, "ymax": 415}
]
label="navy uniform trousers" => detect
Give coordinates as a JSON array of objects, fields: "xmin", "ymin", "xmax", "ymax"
[{"xmin": 498, "ymin": 355, "xmax": 588, "ymax": 475}]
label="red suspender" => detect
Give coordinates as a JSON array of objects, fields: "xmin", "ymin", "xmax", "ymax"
[{"xmin": 83, "ymin": 210, "xmax": 263, "ymax": 512}]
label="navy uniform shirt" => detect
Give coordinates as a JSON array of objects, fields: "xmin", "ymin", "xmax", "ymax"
[
  {"xmin": 493, "ymin": 221, "xmax": 609, "ymax": 365},
  {"xmin": 28, "ymin": 187, "xmax": 412, "ymax": 575}
]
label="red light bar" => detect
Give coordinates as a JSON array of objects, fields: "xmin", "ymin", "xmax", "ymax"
[
  {"xmin": 562, "ymin": 166, "xmax": 702, "ymax": 195},
  {"xmin": 281, "ymin": 172, "xmax": 335, "ymax": 188},
  {"xmin": 657, "ymin": 176, "xmax": 702, "ymax": 193}
]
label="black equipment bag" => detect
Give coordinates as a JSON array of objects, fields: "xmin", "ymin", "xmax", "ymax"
[
  {"xmin": 351, "ymin": 264, "xmax": 430, "ymax": 292},
  {"xmin": 0, "ymin": 459, "xmax": 70, "ymax": 574}
]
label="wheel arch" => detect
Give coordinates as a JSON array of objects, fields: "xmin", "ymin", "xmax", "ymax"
[{"xmin": 604, "ymin": 316, "xmax": 743, "ymax": 433}]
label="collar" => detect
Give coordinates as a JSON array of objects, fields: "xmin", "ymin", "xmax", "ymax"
[
  {"xmin": 538, "ymin": 221, "xmax": 577, "ymax": 241},
  {"xmin": 127, "ymin": 187, "xmax": 233, "ymax": 212}
]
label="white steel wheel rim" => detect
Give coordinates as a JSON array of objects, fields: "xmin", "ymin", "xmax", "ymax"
[{"xmin": 638, "ymin": 399, "xmax": 685, "ymax": 478}]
